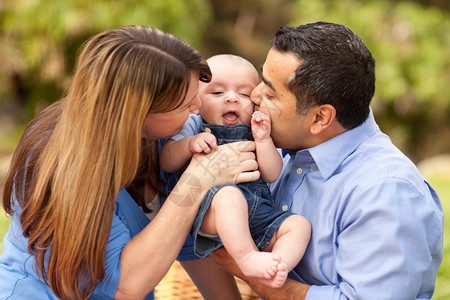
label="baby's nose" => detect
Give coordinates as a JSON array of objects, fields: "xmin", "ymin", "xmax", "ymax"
[{"xmin": 225, "ymin": 93, "xmax": 239, "ymax": 103}]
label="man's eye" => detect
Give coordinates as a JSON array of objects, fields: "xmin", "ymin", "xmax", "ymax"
[{"xmin": 264, "ymin": 92, "xmax": 274, "ymax": 99}]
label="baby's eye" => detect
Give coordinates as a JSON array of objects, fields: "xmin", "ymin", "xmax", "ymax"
[
  {"xmin": 239, "ymin": 93, "xmax": 251, "ymax": 98},
  {"xmin": 211, "ymin": 91, "xmax": 223, "ymax": 95}
]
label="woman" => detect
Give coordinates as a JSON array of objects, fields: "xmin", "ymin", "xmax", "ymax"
[{"xmin": 0, "ymin": 25, "xmax": 258, "ymax": 300}]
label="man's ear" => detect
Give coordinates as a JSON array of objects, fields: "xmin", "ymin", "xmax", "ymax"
[{"xmin": 310, "ymin": 104, "xmax": 336, "ymax": 135}]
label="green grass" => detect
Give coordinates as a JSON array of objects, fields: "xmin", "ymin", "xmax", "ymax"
[
  {"xmin": 0, "ymin": 210, "xmax": 11, "ymax": 253},
  {"xmin": 1, "ymin": 177, "xmax": 449, "ymax": 298},
  {"xmin": 431, "ymin": 177, "xmax": 450, "ymax": 300}
]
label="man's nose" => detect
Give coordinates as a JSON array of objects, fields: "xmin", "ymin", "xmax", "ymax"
[{"xmin": 250, "ymin": 83, "xmax": 262, "ymax": 106}]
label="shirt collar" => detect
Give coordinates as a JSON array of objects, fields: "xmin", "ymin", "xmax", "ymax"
[{"xmin": 289, "ymin": 109, "xmax": 380, "ymax": 181}]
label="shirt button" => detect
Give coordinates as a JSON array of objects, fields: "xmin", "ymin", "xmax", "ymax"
[
  {"xmin": 296, "ymin": 168, "xmax": 303, "ymax": 174},
  {"xmin": 282, "ymin": 205, "xmax": 288, "ymax": 211}
]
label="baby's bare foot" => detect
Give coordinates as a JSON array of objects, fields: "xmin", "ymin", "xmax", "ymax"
[
  {"xmin": 272, "ymin": 262, "xmax": 288, "ymax": 288},
  {"xmin": 255, "ymin": 262, "xmax": 288, "ymax": 288},
  {"xmin": 236, "ymin": 251, "xmax": 281, "ymax": 279}
]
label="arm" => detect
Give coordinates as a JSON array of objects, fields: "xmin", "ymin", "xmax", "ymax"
[
  {"xmin": 160, "ymin": 132, "xmax": 217, "ymax": 173},
  {"xmin": 251, "ymin": 111, "xmax": 282, "ymax": 183},
  {"xmin": 115, "ymin": 141, "xmax": 259, "ymax": 299},
  {"xmin": 181, "ymin": 258, "xmax": 242, "ymax": 300},
  {"xmin": 210, "ymin": 248, "xmax": 310, "ymax": 300}
]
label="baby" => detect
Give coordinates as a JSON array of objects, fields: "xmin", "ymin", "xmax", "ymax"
[{"xmin": 160, "ymin": 54, "xmax": 311, "ymax": 288}]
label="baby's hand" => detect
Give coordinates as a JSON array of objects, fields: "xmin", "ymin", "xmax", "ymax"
[
  {"xmin": 251, "ymin": 111, "xmax": 271, "ymax": 142},
  {"xmin": 189, "ymin": 132, "xmax": 218, "ymax": 153}
]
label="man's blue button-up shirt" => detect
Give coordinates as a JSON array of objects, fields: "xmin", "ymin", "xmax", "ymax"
[{"xmin": 270, "ymin": 110, "xmax": 443, "ymax": 299}]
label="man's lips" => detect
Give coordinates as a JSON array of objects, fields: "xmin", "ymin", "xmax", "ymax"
[{"xmin": 222, "ymin": 111, "xmax": 239, "ymax": 125}]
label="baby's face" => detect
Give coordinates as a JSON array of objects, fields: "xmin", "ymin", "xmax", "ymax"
[{"xmin": 198, "ymin": 59, "xmax": 259, "ymax": 126}]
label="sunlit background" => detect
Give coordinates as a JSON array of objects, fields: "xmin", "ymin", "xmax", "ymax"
[{"xmin": 0, "ymin": 0, "xmax": 449, "ymax": 298}]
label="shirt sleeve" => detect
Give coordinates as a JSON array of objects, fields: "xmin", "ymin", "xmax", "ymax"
[
  {"xmin": 306, "ymin": 177, "xmax": 443, "ymax": 300},
  {"xmin": 170, "ymin": 114, "xmax": 202, "ymax": 141}
]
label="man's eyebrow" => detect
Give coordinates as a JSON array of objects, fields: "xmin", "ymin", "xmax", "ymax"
[{"xmin": 260, "ymin": 64, "xmax": 277, "ymax": 93}]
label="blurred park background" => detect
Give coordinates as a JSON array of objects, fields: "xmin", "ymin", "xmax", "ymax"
[{"xmin": 0, "ymin": 0, "xmax": 449, "ymax": 299}]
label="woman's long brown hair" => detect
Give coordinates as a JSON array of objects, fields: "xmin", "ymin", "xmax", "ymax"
[{"xmin": 2, "ymin": 25, "xmax": 211, "ymax": 300}]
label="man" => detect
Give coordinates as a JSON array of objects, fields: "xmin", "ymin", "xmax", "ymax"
[{"xmin": 211, "ymin": 21, "xmax": 443, "ymax": 300}]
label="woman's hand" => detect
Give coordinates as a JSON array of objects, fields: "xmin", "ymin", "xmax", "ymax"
[
  {"xmin": 171, "ymin": 140, "xmax": 259, "ymax": 206},
  {"xmin": 190, "ymin": 140, "xmax": 258, "ymax": 185}
]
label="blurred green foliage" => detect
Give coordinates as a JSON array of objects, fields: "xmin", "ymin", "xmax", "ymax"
[
  {"xmin": 0, "ymin": 0, "xmax": 212, "ymax": 118},
  {"xmin": 0, "ymin": 0, "xmax": 449, "ymax": 161},
  {"xmin": 292, "ymin": 0, "xmax": 450, "ymax": 104},
  {"xmin": 432, "ymin": 177, "xmax": 450, "ymax": 299},
  {"xmin": 289, "ymin": 0, "xmax": 450, "ymax": 161}
]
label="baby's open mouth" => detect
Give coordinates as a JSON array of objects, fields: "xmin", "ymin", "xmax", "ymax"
[{"xmin": 222, "ymin": 111, "xmax": 239, "ymax": 126}]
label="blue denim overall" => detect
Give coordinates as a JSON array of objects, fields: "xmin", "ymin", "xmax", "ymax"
[{"xmin": 192, "ymin": 122, "xmax": 294, "ymax": 258}]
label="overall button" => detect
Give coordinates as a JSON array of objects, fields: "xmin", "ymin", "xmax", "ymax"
[
  {"xmin": 282, "ymin": 205, "xmax": 289, "ymax": 211},
  {"xmin": 296, "ymin": 168, "xmax": 303, "ymax": 174},
  {"xmin": 204, "ymin": 127, "xmax": 211, "ymax": 133}
]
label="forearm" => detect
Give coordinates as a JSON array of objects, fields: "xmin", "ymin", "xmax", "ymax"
[
  {"xmin": 255, "ymin": 138, "xmax": 282, "ymax": 183},
  {"xmin": 181, "ymin": 258, "xmax": 241, "ymax": 300},
  {"xmin": 247, "ymin": 277, "xmax": 310, "ymax": 300},
  {"xmin": 210, "ymin": 249, "xmax": 309, "ymax": 300},
  {"xmin": 160, "ymin": 138, "xmax": 194, "ymax": 172},
  {"xmin": 116, "ymin": 172, "xmax": 208, "ymax": 299}
]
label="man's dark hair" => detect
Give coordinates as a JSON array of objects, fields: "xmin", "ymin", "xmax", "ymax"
[{"xmin": 272, "ymin": 21, "xmax": 375, "ymax": 129}]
